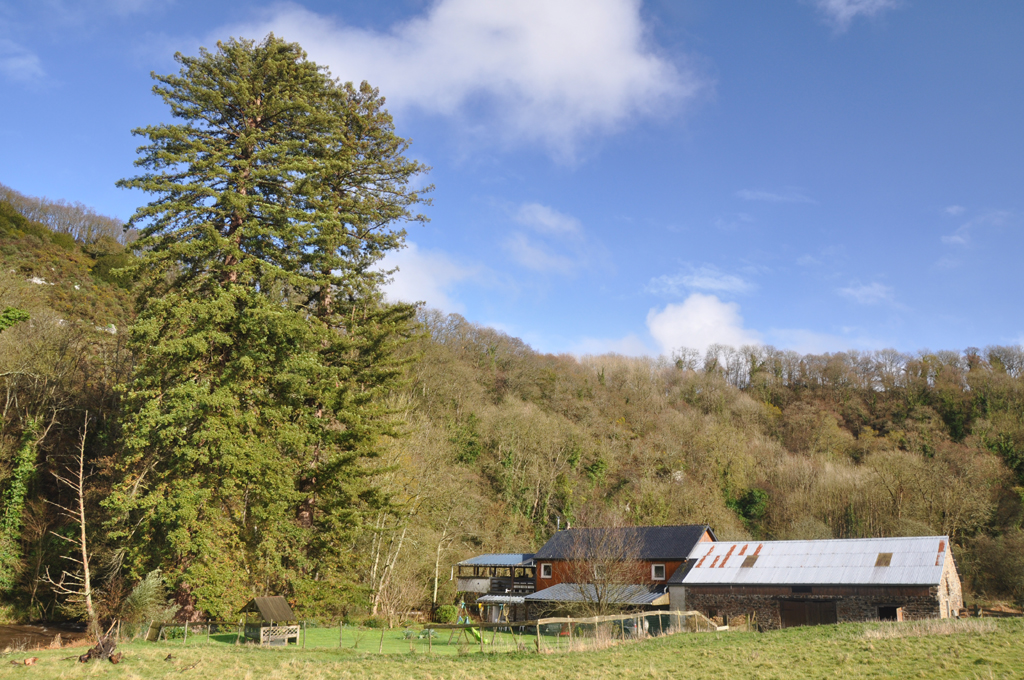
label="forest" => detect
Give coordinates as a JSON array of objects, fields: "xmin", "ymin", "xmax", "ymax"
[
  {"xmin": 3, "ymin": 177, "xmax": 1023, "ymax": 625},
  {"xmin": 1, "ymin": 36, "xmax": 1023, "ymax": 631}
]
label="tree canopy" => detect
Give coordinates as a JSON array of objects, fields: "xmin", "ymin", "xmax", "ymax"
[{"xmin": 109, "ymin": 35, "xmax": 430, "ymax": 617}]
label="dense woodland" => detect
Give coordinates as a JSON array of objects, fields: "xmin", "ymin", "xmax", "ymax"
[
  {"xmin": 2, "ymin": 181, "xmax": 1023, "ymax": 625},
  {"xmin": 1, "ymin": 37, "xmax": 1022, "ymax": 630}
]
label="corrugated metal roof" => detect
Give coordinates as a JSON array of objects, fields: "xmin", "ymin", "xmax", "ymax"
[
  {"xmin": 533, "ymin": 525, "xmax": 713, "ymax": 561},
  {"xmin": 680, "ymin": 536, "xmax": 950, "ymax": 586},
  {"xmin": 525, "ymin": 583, "xmax": 668, "ymax": 605},
  {"xmin": 477, "ymin": 595, "xmax": 526, "ymax": 604},
  {"xmin": 458, "ymin": 553, "xmax": 535, "ymax": 567},
  {"xmin": 239, "ymin": 596, "xmax": 296, "ymax": 622}
]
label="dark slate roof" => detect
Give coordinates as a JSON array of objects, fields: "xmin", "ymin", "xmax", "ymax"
[
  {"xmin": 239, "ymin": 596, "xmax": 296, "ymax": 622},
  {"xmin": 533, "ymin": 525, "xmax": 714, "ymax": 561},
  {"xmin": 458, "ymin": 553, "xmax": 535, "ymax": 567},
  {"xmin": 524, "ymin": 583, "xmax": 668, "ymax": 606}
]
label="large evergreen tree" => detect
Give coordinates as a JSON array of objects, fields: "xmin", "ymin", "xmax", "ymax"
[{"xmin": 110, "ymin": 35, "xmax": 429, "ymax": 618}]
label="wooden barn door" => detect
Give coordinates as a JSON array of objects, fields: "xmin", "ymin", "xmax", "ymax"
[{"xmin": 781, "ymin": 600, "xmax": 837, "ymax": 628}]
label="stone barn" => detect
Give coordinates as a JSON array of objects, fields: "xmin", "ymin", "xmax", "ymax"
[{"xmin": 675, "ymin": 536, "xmax": 962, "ymax": 629}]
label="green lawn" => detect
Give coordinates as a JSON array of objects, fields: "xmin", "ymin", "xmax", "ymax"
[
  {"xmin": 2, "ymin": 618, "xmax": 1021, "ymax": 679},
  {"xmin": 155, "ymin": 623, "xmax": 538, "ymax": 656}
]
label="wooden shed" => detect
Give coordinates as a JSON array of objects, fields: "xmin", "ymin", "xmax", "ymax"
[{"xmin": 240, "ymin": 596, "xmax": 300, "ymax": 645}]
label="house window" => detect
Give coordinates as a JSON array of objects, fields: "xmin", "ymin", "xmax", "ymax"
[
  {"xmin": 540, "ymin": 563, "xmax": 552, "ymax": 579},
  {"xmin": 652, "ymin": 564, "xmax": 666, "ymax": 580}
]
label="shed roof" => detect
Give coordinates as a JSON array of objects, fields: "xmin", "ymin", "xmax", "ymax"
[
  {"xmin": 533, "ymin": 525, "xmax": 714, "ymax": 561},
  {"xmin": 239, "ymin": 596, "xmax": 296, "ymax": 622},
  {"xmin": 680, "ymin": 536, "xmax": 950, "ymax": 587},
  {"xmin": 525, "ymin": 583, "xmax": 668, "ymax": 606},
  {"xmin": 458, "ymin": 553, "xmax": 535, "ymax": 567}
]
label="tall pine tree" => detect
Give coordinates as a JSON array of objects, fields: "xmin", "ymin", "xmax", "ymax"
[{"xmin": 110, "ymin": 36, "xmax": 429, "ymax": 618}]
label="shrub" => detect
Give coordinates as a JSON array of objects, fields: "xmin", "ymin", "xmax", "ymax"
[
  {"xmin": 436, "ymin": 604, "xmax": 458, "ymax": 624},
  {"xmin": 362, "ymin": 616, "xmax": 388, "ymax": 629},
  {"xmin": 120, "ymin": 570, "xmax": 179, "ymax": 625}
]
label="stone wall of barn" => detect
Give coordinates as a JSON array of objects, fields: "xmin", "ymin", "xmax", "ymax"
[
  {"xmin": 938, "ymin": 550, "xmax": 964, "ymax": 617},
  {"xmin": 685, "ymin": 586, "xmax": 945, "ymax": 630}
]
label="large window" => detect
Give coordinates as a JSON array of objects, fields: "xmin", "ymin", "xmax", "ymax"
[
  {"xmin": 652, "ymin": 564, "xmax": 666, "ymax": 580},
  {"xmin": 540, "ymin": 563, "xmax": 552, "ymax": 579}
]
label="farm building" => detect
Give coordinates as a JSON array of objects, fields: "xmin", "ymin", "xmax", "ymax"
[
  {"xmin": 675, "ymin": 536, "xmax": 963, "ymax": 629},
  {"xmin": 455, "ymin": 553, "xmax": 536, "ymax": 622},
  {"xmin": 525, "ymin": 524, "xmax": 716, "ymax": 617}
]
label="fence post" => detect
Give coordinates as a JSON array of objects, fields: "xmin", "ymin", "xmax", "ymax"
[
  {"xmin": 378, "ymin": 625, "xmax": 386, "ymax": 654},
  {"xmin": 536, "ymin": 621, "xmax": 541, "ymax": 653},
  {"xmin": 207, "ymin": 622, "xmax": 211, "ymax": 644},
  {"xmin": 480, "ymin": 622, "xmax": 484, "ymax": 655},
  {"xmin": 183, "ymin": 620, "xmax": 188, "ymax": 644},
  {"xmin": 302, "ymin": 621, "xmax": 306, "ymax": 649},
  {"xmin": 339, "ymin": 619, "xmax": 343, "ymax": 649}
]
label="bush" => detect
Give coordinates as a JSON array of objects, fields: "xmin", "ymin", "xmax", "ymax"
[
  {"xmin": 362, "ymin": 616, "xmax": 388, "ymax": 629},
  {"xmin": 120, "ymin": 569, "xmax": 179, "ymax": 625},
  {"xmin": 435, "ymin": 604, "xmax": 458, "ymax": 624}
]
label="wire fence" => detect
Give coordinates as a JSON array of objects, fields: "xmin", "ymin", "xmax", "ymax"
[{"xmin": 133, "ymin": 610, "xmax": 720, "ymax": 655}]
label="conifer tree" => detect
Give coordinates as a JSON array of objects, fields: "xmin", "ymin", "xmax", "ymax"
[{"xmin": 110, "ymin": 35, "xmax": 429, "ymax": 618}]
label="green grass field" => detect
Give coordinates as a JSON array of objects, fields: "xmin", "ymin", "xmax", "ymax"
[{"xmin": 2, "ymin": 618, "xmax": 1021, "ymax": 679}]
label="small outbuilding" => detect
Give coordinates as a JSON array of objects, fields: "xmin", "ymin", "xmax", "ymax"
[
  {"xmin": 455, "ymin": 553, "xmax": 536, "ymax": 622},
  {"xmin": 676, "ymin": 536, "xmax": 963, "ymax": 629},
  {"xmin": 240, "ymin": 596, "xmax": 300, "ymax": 645}
]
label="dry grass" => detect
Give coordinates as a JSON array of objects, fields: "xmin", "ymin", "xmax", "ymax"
[{"xmin": 862, "ymin": 618, "xmax": 998, "ymax": 639}]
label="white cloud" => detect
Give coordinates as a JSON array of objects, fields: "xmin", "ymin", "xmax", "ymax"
[
  {"xmin": 504, "ymin": 202, "xmax": 603, "ymax": 274},
  {"xmin": 503, "ymin": 232, "xmax": 578, "ymax": 274},
  {"xmin": 944, "ymin": 205, "xmax": 965, "ymax": 216},
  {"xmin": 515, "ymin": 203, "xmax": 582, "ymax": 237},
  {"xmin": 0, "ymin": 39, "xmax": 44, "ymax": 82},
  {"xmin": 838, "ymin": 282, "xmax": 894, "ymax": 305},
  {"xmin": 811, "ymin": 0, "xmax": 901, "ymax": 31},
  {"xmin": 223, "ymin": 0, "xmax": 700, "ymax": 157},
  {"xmin": 646, "ymin": 293, "xmax": 761, "ymax": 356},
  {"xmin": 941, "ymin": 210, "xmax": 1011, "ymax": 246},
  {"xmin": 648, "ymin": 264, "xmax": 753, "ymax": 296},
  {"xmin": 713, "ymin": 212, "xmax": 754, "ymax": 231},
  {"xmin": 381, "ymin": 241, "xmax": 479, "ymax": 313},
  {"xmin": 736, "ymin": 188, "xmax": 815, "ymax": 204}
]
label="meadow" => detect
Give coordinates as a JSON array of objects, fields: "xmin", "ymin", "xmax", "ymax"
[{"xmin": 2, "ymin": 618, "xmax": 1021, "ymax": 679}]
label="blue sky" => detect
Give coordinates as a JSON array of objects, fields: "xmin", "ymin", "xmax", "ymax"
[{"xmin": 2, "ymin": 0, "xmax": 1022, "ymax": 357}]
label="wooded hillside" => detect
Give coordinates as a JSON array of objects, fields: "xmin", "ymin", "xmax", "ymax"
[{"xmin": 1, "ymin": 180, "xmax": 1022, "ymax": 625}]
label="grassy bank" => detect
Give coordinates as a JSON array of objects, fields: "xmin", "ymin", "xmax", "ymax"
[{"xmin": 2, "ymin": 618, "xmax": 1021, "ymax": 679}]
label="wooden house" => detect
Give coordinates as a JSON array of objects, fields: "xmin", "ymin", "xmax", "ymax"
[
  {"xmin": 676, "ymin": 536, "xmax": 963, "ymax": 629},
  {"xmin": 240, "ymin": 596, "xmax": 300, "ymax": 645},
  {"xmin": 525, "ymin": 524, "xmax": 716, "ymax": 616}
]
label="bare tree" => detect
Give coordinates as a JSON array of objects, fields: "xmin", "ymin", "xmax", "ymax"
[
  {"xmin": 40, "ymin": 413, "xmax": 100, "ymax": 639},
  {"xmin": 560, "ymin": 525, "xmax": 646, "ymax": 617}
]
